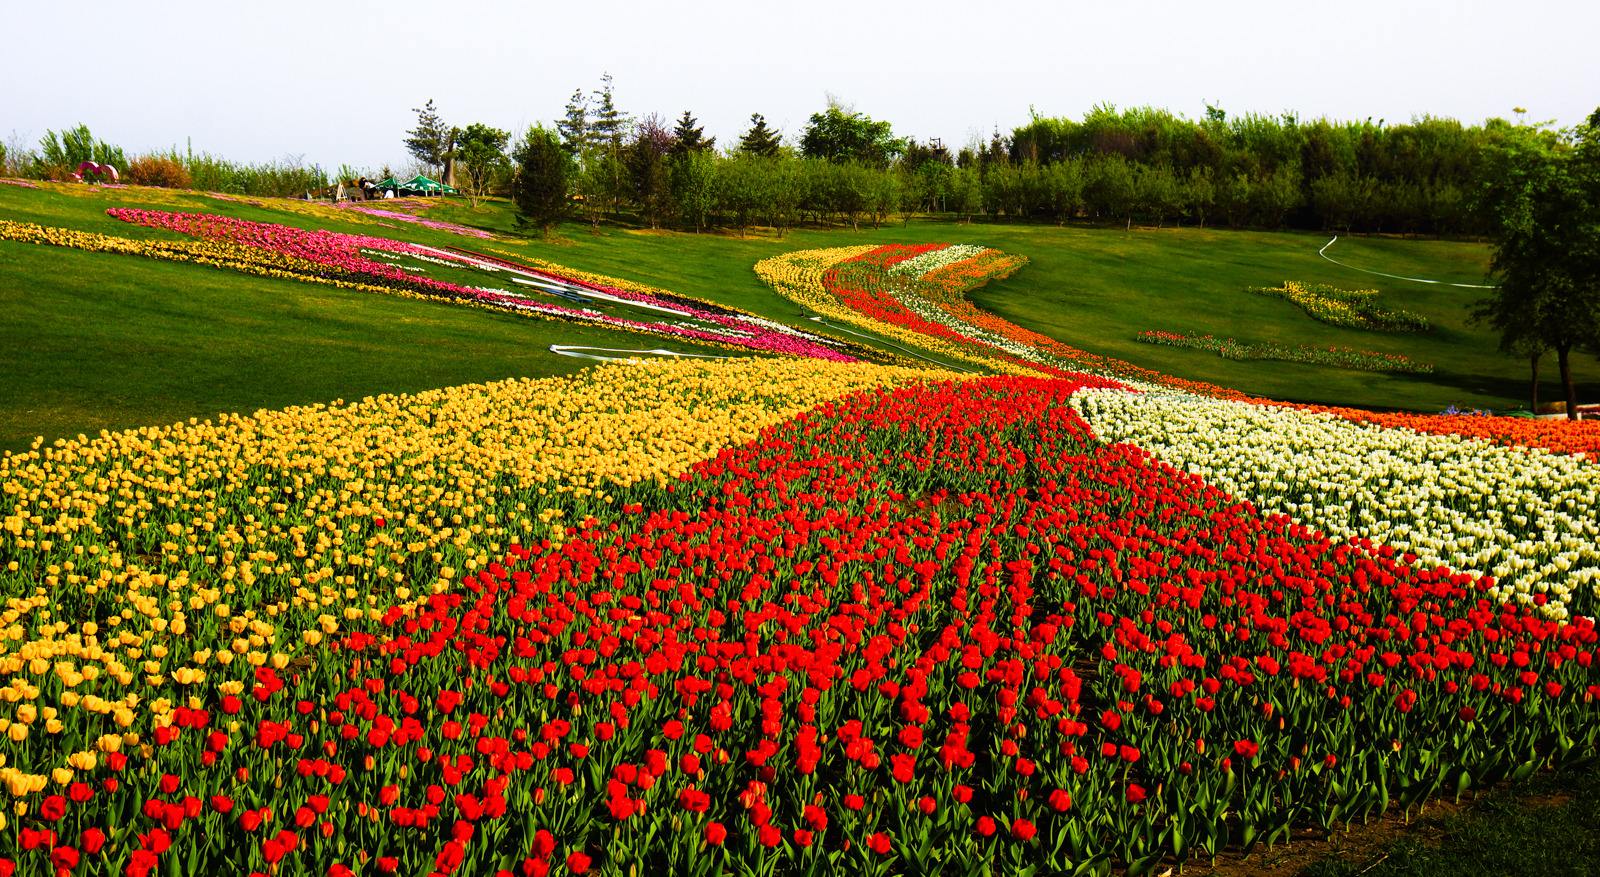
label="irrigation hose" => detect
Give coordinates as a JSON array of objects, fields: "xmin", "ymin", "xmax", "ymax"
[{"xmin": 1318, "ymin": 236, "xmax": 1497, "ymax": 289}]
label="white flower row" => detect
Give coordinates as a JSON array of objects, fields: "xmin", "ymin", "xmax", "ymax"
[
  {"xmin": 1070, "ymin": 389, "xmax": 1600, "ymax": 620},
  {"xmin": 889, "ymin": 244, "xmax": 987, "ymax": 277},
  {"xmin": 360, "ymin": 248, "xmax": 474, "ymax": 270}
]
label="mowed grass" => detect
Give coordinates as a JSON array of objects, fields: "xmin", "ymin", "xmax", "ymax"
[
  {"xmin": 1297, "ymin": 765, "xmax": 1600, "ymax": 877},
  {"xmin": 0, "ymin": 236, "xmax": 738, "ymax": 451},
  {"xmin": 428, "ymin": 201, "xmax": 1588, "ymax": 412},
  {"xmin": 2, "ymin": 182, "xmax": 1594, "ymax": 452}
]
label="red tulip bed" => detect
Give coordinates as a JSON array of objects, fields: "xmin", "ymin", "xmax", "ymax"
[{"xmin": 12, "ymin": 374, "xmax": 1599, "ymax": 877}]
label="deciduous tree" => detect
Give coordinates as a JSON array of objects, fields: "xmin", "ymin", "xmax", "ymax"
[
  {"xmin": 800, "ymin": 100, "xmax": 903, "ymax": 167},
  {"xmin": 455, "ymin": 123, "xmax": 510, "ymax": 208},
  {"xmin": 1474, "ymin": 112, "xmax": 1600, "ymax": 418}
]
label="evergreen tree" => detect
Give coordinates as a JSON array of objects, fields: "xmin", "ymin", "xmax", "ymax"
[
  {"xmin": 738, "ymin": 114, "xmax": 781, "ymax": 157},
  {"xmin": 512, "ymin": 125, "xmax": 571, "ymax": 235},
  {"xmin": 556, "ymin": 89, "xmax": 589, "ymax": 156},
  {"xmin": 404, "ymin": 100, "xmax": 452, "ymax": 175},
  {"xmin": 590, "ymin": 73, "xmax": 630, "ymax": 152},
  {"xmin": 671, "ymin": 111, "xmax": 715, "ymax": 157}
]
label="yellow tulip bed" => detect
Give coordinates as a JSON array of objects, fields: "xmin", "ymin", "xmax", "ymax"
[
  {"xmin": 1250, "ymin": 281, "xmax": 1432, "ymax": 333},
  {"xmin": 754, "ymin": 246, "xmax": 1021, "ymax": 373},
  {"xmin": 0, "ymin": 358, "xmax": 949, "ymax": 785}
]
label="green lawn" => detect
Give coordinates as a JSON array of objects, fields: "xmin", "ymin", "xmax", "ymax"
[
  {"xmin": 2, "ymin": 183, "xmax": 1594, "ymax": 451},
  {"xmin": 0, "ymin": 233, "xmax": 743, "ymax": 451},
  {"xmin": 479, "ymin": 215, "xmax": 1590, "ymax": 413}
]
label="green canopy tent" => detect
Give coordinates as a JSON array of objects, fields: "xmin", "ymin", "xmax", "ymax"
[{"xmin": 398, "ymin": 174, "xmax": 457, "ymax": 196}]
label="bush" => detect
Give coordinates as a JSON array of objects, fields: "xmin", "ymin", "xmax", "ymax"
[{"xmin": 126, "ymin": 155, "xmax": 192, "ymax": 189}]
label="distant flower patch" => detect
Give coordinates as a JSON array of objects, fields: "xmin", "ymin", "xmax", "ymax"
[
  {"xmin": 1136, "ymin": 329, "xmax": 1434, "ymax": 374},
  {"xmin": 0, "ymin": 178, "xmax": 39, "ymax": 189},
  {"xmin": 346, "ymin": 205, "xmax": 494, "ymax": 239},
  {"xmin": 1251, "ymin": 281, "xmax": 1431, "ymax": 333}
]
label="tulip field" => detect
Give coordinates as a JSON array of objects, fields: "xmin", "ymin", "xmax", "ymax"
[{"xmin": 1, "ymin": 192, "xmax": 1599, "ymax": 876}]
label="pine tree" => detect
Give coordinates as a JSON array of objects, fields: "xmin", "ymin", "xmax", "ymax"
[
  {"xmin": 404, "ymin": 99, "xmax": 451, "ymax": 175},
  {"xmin": 738, "ymin": 114, "xmax": 781, "ymax": 157},
  {"xmin": 670, "ymin": 111, "xmax": 714, "ymax": 157},
  {"xmin": 556, "ymin": 89, "xmax": 589, "ymax": 156},
  {"xmin": 589, "ymin": 73, "xmax": 630, "ymax": 152},
  {"xmin": 513, "ymin": 125, "xmax": 572, "ymax": 235}
]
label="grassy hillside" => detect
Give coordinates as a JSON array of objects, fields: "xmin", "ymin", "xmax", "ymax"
[
  {"xmin": 451, "ymin": 206, "xmax": 1588, "ymax": 414},
  {"xmin": 0, "ymin": 186, "xmax": 755, "ymax": 450},
  {"xmin": 2, "ymin": 182, "xmax": 1593, "ymax": 452}
]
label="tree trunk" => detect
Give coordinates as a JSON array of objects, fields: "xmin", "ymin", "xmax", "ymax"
[
  {"xmin": 1558, "ymin": 344, "xmax": 1577, "ymax": 421},
  {"xmin": 1529, "ymin": 351, "xmax": 1541, "ymax": 412}
]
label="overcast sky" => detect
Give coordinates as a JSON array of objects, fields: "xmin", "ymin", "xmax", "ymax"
[{"xmin": 4, "ymin": 0, "xmax": 1596, "ymax": 171}]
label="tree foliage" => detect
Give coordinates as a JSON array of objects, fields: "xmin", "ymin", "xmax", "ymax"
[
  {"xmin": 512, "ymin": 125, "xmax": 571, "ymax": 234},
  {"xmin": 1474, "ymin": 113, "xmax": 1600, "ymax": 418},
  {"xmin": 800, "ymin": 102, "xmax": 903, "ymax": 167},
  {"xmin": 39, "ymin": 124, "xmax": 125, "ymax": 173},
  {"xmin": 589, "ymin": 73, "xmax": 630, "ymax": 152},
  {"xmin": 557, "ymin": 90, "xmax": 589, "ymax": 156},
  {"xmin": 670, "ymin": 112, "xmax": 714, "ymax": 157},
  {"xmin": 738, "ymin": 114, "xmax": 781, "ymax": 157},
  {"xmin": 455, "ymin": 123, "xmax": 511, "ymax": 208},
  {"xmin": 404, "ymin": 100, "xmax": 452, "ymax": 174}
]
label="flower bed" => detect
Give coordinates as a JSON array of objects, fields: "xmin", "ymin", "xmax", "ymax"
[
  {"xmin": 3, "ymin": 209, "xmax": 874, "ymax": 362},
  {"xmin": 757, "ymin": 243, "xmax": 1600, "ymax": 460},
  {"xmin": 1072, "ymin": 388, "xmax": 1600, "ymax": 619},
  {"xmin": 2, "ymin": 372, "xmax": 1596, "ymax": 875},
  {"xmin": 1296, "ymin": 406, "xmax": 1600, "ymax": 461},
  {"xmin": 1136, "ymin": 330, "xmax": 1435, "ymax": 374},
  {"xmin": 757, "ymin": 244, "xmax": 1263, "ymax": 398},
  {"xmin": 343, "ymin": 205, "xmax": 494, "ymax": 240},
  {"xmin": 1251, "ymin": 281, "xmax": 1431, "ymax": 333},
  {"xmin": 0, "ymin": 359, "xmax": 948, "ymax": 781}
]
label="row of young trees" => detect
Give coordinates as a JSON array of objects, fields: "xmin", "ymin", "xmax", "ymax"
[{"xmin": 402, "ymin": 83, "xmax": 1561, "ymax": 236}]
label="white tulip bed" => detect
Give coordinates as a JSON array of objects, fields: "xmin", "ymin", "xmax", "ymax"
[{"xmin": 1071, "ymin": 388, "xmax": 1600, "ymax": 620}]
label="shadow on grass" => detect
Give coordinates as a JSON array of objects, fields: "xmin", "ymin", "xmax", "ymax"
[{"xmin": 1297, "ymin": 765, "xmax": 1600, "ymax": 877}]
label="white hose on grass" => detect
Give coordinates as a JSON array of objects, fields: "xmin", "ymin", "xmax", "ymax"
[
  {"xmin": 548, "ymin": 345, "xmax": 733, "ymax": 363},
  {"xmin": 1318, "ymin": 236, "xmax": 1497, "ymax": 289}
]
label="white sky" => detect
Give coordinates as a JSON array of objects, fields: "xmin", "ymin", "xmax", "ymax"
[{"xmin": 4, "ymin": 0, "xmax": 1596, "ymax": 171}]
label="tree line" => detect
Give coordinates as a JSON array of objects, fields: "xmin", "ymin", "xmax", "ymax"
[{"xmin": 393, "ymin": 83, "xmax": 1561, "ymax": 237}]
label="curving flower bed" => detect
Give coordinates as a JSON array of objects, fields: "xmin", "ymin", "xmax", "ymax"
[
  {"xmin": 1251, "ymin": 281, "xmax": 1431, "ymax": 333},
  {"xmin": 1072, "ymin": 388, "xmax": 1600, "ymax": 619},
  {"xmin": 1, "ymin": 227, "xmax": 1598, "ymax": 875},
  {"xmin": 1, "ymin": 372, "xmax": 1597, "ymax": 875},
  {"xmin": 1135, "ymin": 330, "xmax": 1435, "ymax": 374},
  {"xmin": 756, "ymin": 244, "xmax": 1271, "ymax": 399},
  {"xmin": 13, "ymin": 208, "xmax": 874, "ymax": 363}
]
